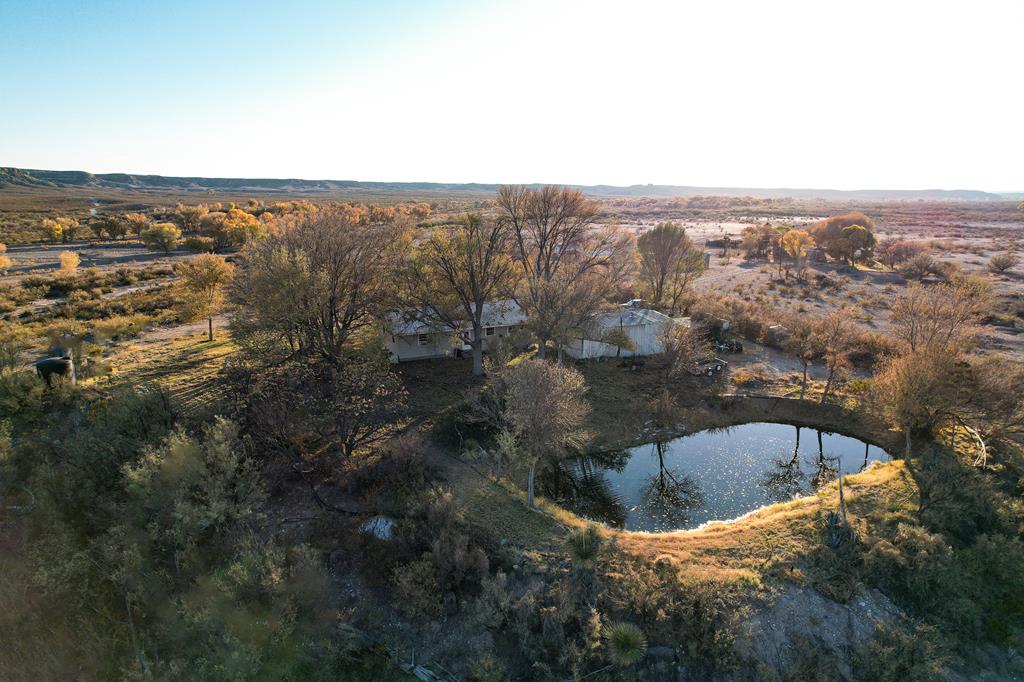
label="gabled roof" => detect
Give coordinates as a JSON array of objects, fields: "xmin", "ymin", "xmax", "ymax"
[
  {"xmin": 575, "ymin": 307, "xmax": 674, "ymax": 341},
  {"xmin": 387, "ymin": 299, "xmax": 525, "ymax": 336},
  {"xmin": 589, "ymin": 307, "xmax": 673, "ymax": 329},
  {"xmin": 478, "ymin": 299, "xmax": 527, "ymax": 327}
]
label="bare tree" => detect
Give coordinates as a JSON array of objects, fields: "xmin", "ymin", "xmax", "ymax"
[
  {"xmin": 659, "ymin": 322, "xmax": 712, "ymax": 385},
  {"xmin": 238, "ymin": 357, "xmax": 407, "ymax": 462},
  {"xmin": 889, "ymin": 278, "xmax": 991, "ymax": 355},
  {"xmin": 781, "ymin": 314, "xmax": 819, "ymax": 400},
  {"xmin": 870, "ymin": 350, "xmax": 960, "ymax": 457},
  {"xmin": 814, "ymin": 308, "xmax": 857, "ymax": 404},
  {"xmin": 399, "ymin": 214, "xmax": 518, "ymax": 376},
  {"xmin": 230, "ymin": 207, "xmax": 406, "ymax": 364},
  {"xmin": 496, "ymin": 185, "xmax": 634, "ymax": 358},
  {"xmin": 877, "ymin": 238, "xmax": 926, "ymax": 269},
  {"xmin": 949, "ymin": 357, "xmax": 1024, "ymax": 464},
  {"xmin": 637, "ymin": 222, "xmax": 705, "ymax": 314},
  {"xmin": 502, "ymin": 358, "xmax": 590, "ymax": 508}
]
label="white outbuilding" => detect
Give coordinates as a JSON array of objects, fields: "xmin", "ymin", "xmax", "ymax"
[{"xmin": 563, "ymin": 304, "xmax": 676, "ymax": 360}]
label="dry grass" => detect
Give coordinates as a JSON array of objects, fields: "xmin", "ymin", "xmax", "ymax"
[
  {"xmin": 92, "ymin": 327, "xmax": 235, "ymax": 415},
  {"xmin": 462, "ymin": 478, "xmax": 567, "ymax": 550},
  {"xmin": 612, "ymin": 460, "xmax": 914, "ymax": 581}
]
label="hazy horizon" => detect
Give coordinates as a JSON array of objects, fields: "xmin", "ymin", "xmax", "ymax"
[
  {"xmin": 7, "ymin": 165, "xmax": 1022, "ymax": 195},
  {"xmin": 3, "ymin": 0, "xmax": 1022, "ymax": 191}
]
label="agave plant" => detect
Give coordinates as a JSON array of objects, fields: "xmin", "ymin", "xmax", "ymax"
[
  {"xmin": 566, "ymin": 524, "xmax": 603, "ymax": 567},
  {"xmin": 605, "ymin": 622, "xmax": 648, "ymax": 667}
]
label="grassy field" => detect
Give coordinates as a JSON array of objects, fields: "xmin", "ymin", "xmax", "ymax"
[{"xmin": 91, "ymin": 326, "xmax": 235, "ymax": 416}]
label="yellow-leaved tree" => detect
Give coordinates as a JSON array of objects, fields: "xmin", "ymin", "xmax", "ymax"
[
  {"xmin": 780, "ymin": 229, "xmax": 814, "ymax": 280},
  {"xmin": 142, "ymin": 223, "xmax": 181, "ymax": 254},
  {"xmin": 177, "ymin": 254, "xmax": 234, "ymax": 341},
  {"xmin": 42, "ymin": 216, "xmax": 80, "ymax": 243},
  {"xmin": 58, "ymin": 250, "xmax": 80, "ymax": 274}
]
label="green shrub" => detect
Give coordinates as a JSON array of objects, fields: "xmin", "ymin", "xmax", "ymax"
[
  {"xmin": 604, "ymin": 622, "xmax": 648, "ymax": 667},
  {"xmin": 393, "ymin": 558, "xmax": 442, "ymax": 619},
  {"xmin": 566, "ymin": 524, "xmax": 603, "ymax": 567},
  {"xmin": 853, "ymin": 623, "xmax": 949, "ymax": 682}
]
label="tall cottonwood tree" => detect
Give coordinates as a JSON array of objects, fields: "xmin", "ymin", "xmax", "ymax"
[
  {"xmin": 496, "ymin": 185, "xmax": 633, "ymax": 358},
  {"xmin": 810, "ymin": 212, "xmax": 876, "ymax": 265},
  {"xmin": 230, "ymin": 206, "xmax": 406, "ymax": 364},
  {"xmin": 400, "ymin": 214, "xmax": 518, "ymax": 376},
  {"xmin": 636, "ymin": 222, "xmax": 705, "ymax": 314}
]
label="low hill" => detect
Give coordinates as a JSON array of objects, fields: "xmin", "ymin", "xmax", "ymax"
[{"xmin": 0, "ymin": 166, "xmax": 1011, "ymax": 201}]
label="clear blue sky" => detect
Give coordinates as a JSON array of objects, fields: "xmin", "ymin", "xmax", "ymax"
[{"xmin": 2, "ymin": 0, "xmax": 1022, "ymax": 190}]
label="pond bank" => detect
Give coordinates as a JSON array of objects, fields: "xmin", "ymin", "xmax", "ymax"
[{"xmin": 599, "ymin": 393, "xmax": 900, "ymax": 455}]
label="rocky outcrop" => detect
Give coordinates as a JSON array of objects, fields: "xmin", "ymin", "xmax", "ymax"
[{"xmin": 734, "ymin": 585, "xmax": 902, "ymax": 680}]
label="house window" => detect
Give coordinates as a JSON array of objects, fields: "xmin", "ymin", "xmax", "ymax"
[
  {"xmin": 486, "ymin": 327, "xmax": 495, "ymax": 337},
  {"xmin": 417, "ymin": 333, "xmax": 430, "ymax": 346}
]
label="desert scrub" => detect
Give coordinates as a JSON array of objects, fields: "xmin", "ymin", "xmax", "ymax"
[
  {"xmin": 731, "ymin": 363, "xmax": 772, "ymax": 387},
  {"xmin": 393, "ymin": 558, "xmax": 443, "ymax": 619},
  {"xmin": 91, "ymin": 314, "xmax": 152, "ymax": 340}
]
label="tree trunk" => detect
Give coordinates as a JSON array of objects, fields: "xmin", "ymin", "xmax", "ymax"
[
  {"xmin": 527, "ymin": 459, "xmax": 538, "ymax": 509},
  {"xmin": 470, "ymin": 321, "xmax": 485, "ymax": 376},
  {"xmin": 472, "ymin": 342, "xmax": 484, "ymax": 376},
  {"xmin": 838, "ymin": 475, "xmax": 847, "ymax": 524},
  {"xmin": 208, "ymin": 316, "xmax": 214, "ymax": 342},
  {"xmin": 537, "ymin": 340, "xmax": 547, "ymax": 359},
  {"xmin": 800, "ymin": 363, "xmax": 809, "ymax": 400},
  {"xmin": 820, "ymin": 365, "xmax": 836, "ymax": 404},
  {"xmin": 904, "ymin": 428, "xmax": 912, "ymax": 458}
]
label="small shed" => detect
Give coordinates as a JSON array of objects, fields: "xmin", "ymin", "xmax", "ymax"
[{"xmin": 563, "ymin": 306, "xmax": 676, "ymax": 360}]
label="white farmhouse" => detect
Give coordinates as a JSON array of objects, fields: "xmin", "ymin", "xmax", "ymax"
[
  {"xmin": 563, "ymin": 304, "xmax": 676, "ymax": 360},
  {"xmin": 385, "ymin": 299, "xmax": 527, "ymax": 363}
]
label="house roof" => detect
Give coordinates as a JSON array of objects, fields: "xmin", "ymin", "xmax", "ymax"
[
  {"xmin": 388, "ymin": 299, "xmax": 525, "ymax": 336},
  {"xmin": 577, "ymin": 307, "xmax": 673, "ymax": 340},
  {"xmin": 591, "ymin": 307, "xmax": 673, "ymax": 329}
]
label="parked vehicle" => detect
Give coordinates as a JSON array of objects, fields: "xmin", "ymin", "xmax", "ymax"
[
  {"xmin": 715, "ymin": 338, "xmax": 743, "ymax": 354},
  {"xmin": 689, "ymin": 356, "xmax": 728, "ymax": 377}
]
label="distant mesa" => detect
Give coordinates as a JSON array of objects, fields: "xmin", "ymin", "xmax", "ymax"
[{"xmin": 0, "ymin": 166, "xmax": 1011, "ymax": 201}]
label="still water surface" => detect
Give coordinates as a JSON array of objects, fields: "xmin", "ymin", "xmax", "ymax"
[{"xmin": 541, "ymin": 422, "xmax": 888, "ymax": 532}]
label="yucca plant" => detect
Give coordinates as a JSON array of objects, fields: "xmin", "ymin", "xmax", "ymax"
[
  {"xmin": 605, "ymin": 622, "xmax": 648, "ymax": 667},
  {"xmin": 566, "ymin": 524, "xmax": 603, "ymax": 567}
]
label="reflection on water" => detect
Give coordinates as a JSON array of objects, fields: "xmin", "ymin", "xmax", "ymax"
[{"xmin": 540, "ymin": 422, "xmax": 887, "ymax": 532}]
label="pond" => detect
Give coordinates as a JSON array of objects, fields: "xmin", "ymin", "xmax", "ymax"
[{"xmin": 540, "ymin": 422, "xmax": 889, "ymax": 532}]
